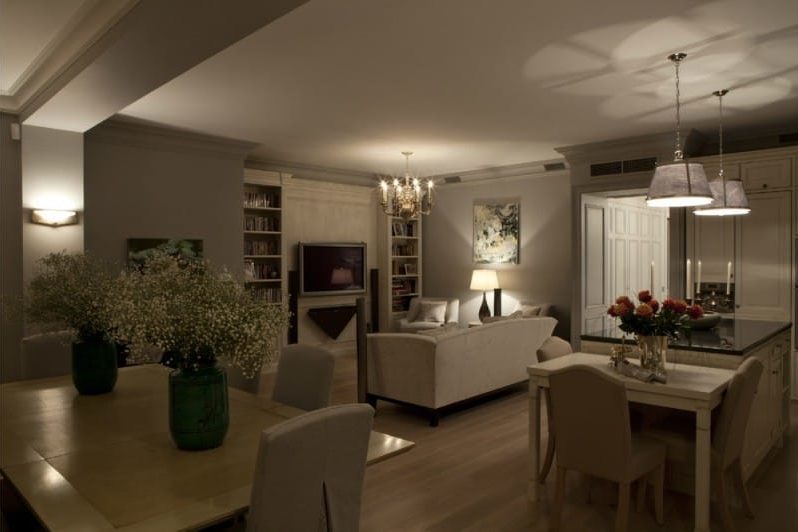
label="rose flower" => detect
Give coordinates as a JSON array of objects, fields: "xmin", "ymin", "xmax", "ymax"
[
  {"xmin": 635, "ymin": 303, "xmax": 654, "ymax": 318},
  {"xmin": 638, "ymin": 290, "xmax": 652, "ymax": 303},
  {"xmin": 687, "ymin": 304, "xmax": 704, "ymax": 320}
]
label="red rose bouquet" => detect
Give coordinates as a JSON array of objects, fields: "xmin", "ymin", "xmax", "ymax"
[{"xmin": 608, "ymin": 290, "xmax": 703, "ymax": 338}]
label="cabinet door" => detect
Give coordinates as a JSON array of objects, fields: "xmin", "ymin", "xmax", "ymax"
[
  {"xmin": 735, "ymin": 191, "xmax": 792, "ymax": 321},
  {"xmin": 741, "ymin": 158, "xmax": 792, "ymax": 192},
  {"xmin": 693, "ymin": 215, "xmax": 735, "ymax": 284}
]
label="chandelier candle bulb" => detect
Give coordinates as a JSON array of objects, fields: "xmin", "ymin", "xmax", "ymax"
[
  {"xmin": 686, "ymin": 259, "xmax": 692, "ymax": 300},
  {"xmin": 697, "ymin": 260, "xmax": 702, "ymax": 294},
  {"xmin": 650, "ymin": 261, "xmax": 655, "ymax": 293},
  {"xmin": 726, "ymin": 261, "xmax": 732, "ymax": 295}
]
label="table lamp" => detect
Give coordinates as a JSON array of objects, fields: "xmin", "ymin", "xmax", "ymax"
[{"xmin": 470, "ymin": 269, "xmax": 499, "ymax": 322}]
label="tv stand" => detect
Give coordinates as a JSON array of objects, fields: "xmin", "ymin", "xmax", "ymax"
[{"xmin": 307, "ymin": 305, "xmax": 357, "ymax": 340}]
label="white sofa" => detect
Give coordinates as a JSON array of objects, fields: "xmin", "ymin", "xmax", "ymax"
[
  {"xmin": 366, "ymin": 316, "xmax": 557, "ymax": 425},
  {"xmin": 397, "ymin": 297, "xmax": 459, "ymax": 332}
]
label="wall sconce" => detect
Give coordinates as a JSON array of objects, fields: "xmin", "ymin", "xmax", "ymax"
[{"xmin": 31, "ymin": 209, "xmax": 78, "ymax": 227}]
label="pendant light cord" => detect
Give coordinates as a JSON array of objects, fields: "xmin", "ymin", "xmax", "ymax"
[
  {"xmin": 674, "ymin": 58, "xmax": 682, "ymax": 160},
  {"xmin": 719, "ymin": 92, "xmax": 726, "ymax": 206}
]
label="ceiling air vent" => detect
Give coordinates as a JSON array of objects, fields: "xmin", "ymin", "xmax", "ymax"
[
  {"xmin": 444, "ymin": 176, "xmax": 461, "ymax": 184},
  {"xmin": 778, "ymin": 132, "xmax": 798, "ymax": 145},
  {"xmin": 590, "ymin": 161, "xmax": 623, "ymax": 177},
  {"xmin": 543, "ymin": 162, "xmax": 567, "ymax": 172},
  {"xmin": 622, "ymin": 157, "xmax": 657, "ymax": 173}
]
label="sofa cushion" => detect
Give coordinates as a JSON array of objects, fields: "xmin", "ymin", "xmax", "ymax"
[
  {"xmin": 416, "ymin": 301, "xmax": 447, "ymax": 323},
  {"xmin": 399, "ymin": 320, "xmax": 444, "ymax": 332},
  {"xmin": 482, "ymin": 310, "xmax": 522, "ymax": 324},
  {"xmin": 518, "ymin": 304, "xmax": 542, "ymax": 317},
  {"xmin": 418, "ymin": 323, "xmax": 460, "ymax": 338}
]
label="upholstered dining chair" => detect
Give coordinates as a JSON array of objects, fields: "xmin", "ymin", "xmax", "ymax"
[
  {"xmin": 548, "ymin": 365, "xmax": 666, "ymax": 532},
  {"xmin": 645, "ymin": 357, "xmax": 764, "ymax": 532},
  {"xmin": 535, "ymin": 336, "xmax": 573, "ymax": 482},
  {"xmin": 272, "ymin": 344, "xmax": 335, "ymax": 411},
  {"xmin": 247, "ymin": 404, "xmax": 374, "ymax": 532}
]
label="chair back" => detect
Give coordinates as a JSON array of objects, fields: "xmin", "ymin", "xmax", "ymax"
[
  {"xmin": 272, "ymin": 344, "xmax": 335, "ymax": 411},
  {"xmin": 536, "ymin": 336, "xmax": 572, "ymax": 362},
  {"xmin": 548, "ymin": 365, "xmax": 631, "ymax": 481},
  {"xmin": 248, "ymin": 404, "xmax": 374, "ymax": 532},
  {"xmin": 713, "ymin": 357, "xmax": 764, "ymax": 467}
]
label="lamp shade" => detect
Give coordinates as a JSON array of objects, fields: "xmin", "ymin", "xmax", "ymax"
[
  {"xmin": 330, "ymin": 267, "xmax": 354, "ymax": 286},
  {"xmin": 470, "ymin": 269, "xmax": 499, "ymax": 291},
  {"xmin": 646, "ymin": 161, "xmax": 713, "ymax": 208},
  {"xmin": 693, "ymin": 179, "xmax": 750, "ymax": 216}
]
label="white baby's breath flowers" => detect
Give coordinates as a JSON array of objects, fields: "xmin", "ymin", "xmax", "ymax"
[{"xmin": 110, "ymin": 251, "xmax": 290, "ymax": 379}]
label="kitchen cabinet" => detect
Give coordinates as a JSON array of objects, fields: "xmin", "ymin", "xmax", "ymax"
[{"xmin": 741, "ymin": 157, "xmax": 792, "ymax": 192}]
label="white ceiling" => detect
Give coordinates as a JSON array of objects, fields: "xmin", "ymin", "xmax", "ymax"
[
  {"xmin": 0, "ymin": 0, "xmax": 89, "ymax": 93},
  {"xmin": 83, "ymin": 1, "xmax": 798, "ymax": 175}
]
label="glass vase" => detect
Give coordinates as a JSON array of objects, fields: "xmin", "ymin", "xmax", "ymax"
[{"xmin": 637, "ymin": 335, "xmax": 668, "ymax": 379}]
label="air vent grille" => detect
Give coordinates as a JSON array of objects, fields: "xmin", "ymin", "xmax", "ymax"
[
  {"xmin": 444, "ymin": 176, "xmax": 461, "ymax": 184},
  {"xmin": 544, "ymin": 162, "xmax": 567, "ymax": 172},
  {"xmin": 590, "ymin": 157, "xmax": 656, "ymax": 177}
]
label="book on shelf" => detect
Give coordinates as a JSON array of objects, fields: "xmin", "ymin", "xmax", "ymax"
[
  {"xmin": 249, "ymin": 286, "xmax": 282, "ymax": 303},
  {"xmin": 243, "ymin": 190, "xmax": 280, "ymax": 209},
  {"xmin": 244, "ymin": 214, "xmax": 280, "ymax": 232},
  {"xmin": 244, "ymin": 261, "xmax": 280, "ymax": 280},
  {"xmin": 244, "ymin": 239, "xmax": 279, "ymax": 256}
]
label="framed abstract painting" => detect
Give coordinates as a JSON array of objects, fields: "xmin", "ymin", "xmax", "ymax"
[{"xmin": 473, "ymin": 201, "xmax": 519, "ymax": 264}]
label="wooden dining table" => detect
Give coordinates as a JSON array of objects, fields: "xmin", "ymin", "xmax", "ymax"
[
  {"xmin": 527, "ymin": 353, "xmax": 734, "ymax": 532},
  {"xmin": 0, "ymin": 364, "xmax": 414, "ymax": 531}
]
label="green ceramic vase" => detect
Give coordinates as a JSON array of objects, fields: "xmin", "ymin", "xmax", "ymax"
[
  {"xmin": 168, "ymin": 363, "xmax": 229, "ymax": 451},
  {"xmin": 72, "ymin": 339, "xmax": 118, "ymax": 395}
]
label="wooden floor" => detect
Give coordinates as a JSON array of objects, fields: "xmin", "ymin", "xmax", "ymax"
[{"xmin": 261, "ymin": 354, "xmax": 798, "ymax": 532}]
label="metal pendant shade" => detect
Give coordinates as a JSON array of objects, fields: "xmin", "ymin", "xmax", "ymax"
[
  {"xmin": 646, "ymin": 53, "xmax": 712, "ymax": 208},
  {"xmin": 694, "ymin": 89, "xmax": 751, "ymax": 216}
]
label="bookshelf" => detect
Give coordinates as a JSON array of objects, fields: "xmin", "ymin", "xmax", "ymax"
[
  {"xmin": 243, "ymin": 180, "xmax": 282, "ymax": 304},
  {"xmin": 378, "ymin": 214, "xmax": 422, "ymax": 331}
]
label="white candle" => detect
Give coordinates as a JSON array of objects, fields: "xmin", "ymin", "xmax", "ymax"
[
  {"xmin": 686, "ymin": 259, "xmax": 692, "ymax": 300},
  {"xmin": 650, "ymin": 261, "xmax": 655, "ymax": 294},
  {"xmin": 726, "ymin": 261, "xmax": 732, "ymax": 295},
  {"xmin": 696, "ymin": 260, "xmax": 702, "ymax": 295}
]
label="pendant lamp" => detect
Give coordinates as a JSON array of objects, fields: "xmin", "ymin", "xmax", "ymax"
[
  {"xmin": 694, "ymin": 89, "xmax": 751, "ymax": 216},
  {"xmin": 646, "ymin": 53, "xmax": 713, "ymax": 208}
]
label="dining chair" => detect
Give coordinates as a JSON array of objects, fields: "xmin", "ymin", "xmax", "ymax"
[
  {"xmin": 247, "ymin": 404, "xmax": 374, "ymax": 532},
  {"xmin": 535, "ymin": 336, "xmax": 573, "ymax": 482},
  {"xmin": 272, "ymin": 344, "xmax": 335, "ymax": 411},
  {"xmin": 548, "ymin": 365, "xmax": 666, "ymax": 532},
  {"xmin": 645, "ymin": 357, "xmax": 763, "ymax": 532}
]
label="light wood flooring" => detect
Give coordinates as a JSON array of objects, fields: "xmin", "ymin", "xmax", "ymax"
[{"xmin": 260, "ymin": 353, "xmax": 798, "ymax": 532}]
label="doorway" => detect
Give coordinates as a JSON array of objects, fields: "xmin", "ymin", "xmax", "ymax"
[{"xmin": 581, "ymin": 192, "xmax": 669, "ymax": 334}]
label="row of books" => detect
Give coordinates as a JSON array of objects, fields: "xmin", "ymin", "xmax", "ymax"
[
  {"xmin": 391, "ymin": 279, "xmax": 415, "ymax": 296},
  {"xmin": 392, "ymin": 243, "xmax": 417, "ymax": 256},
  {"xmin": 243, "ymin": 190, "xmax": 280, "ymax": 209},
  {"xmin": 245, "ymin": 239, "xmax": 279, "ymax": 255},
  {"xmin": 244, "ymin": 261, "xmax": 280, "ymax": 280},
  {"xmin": 391, "ymin": 221, "xmax": 416, "ymax": 237},
  {"xmin": 244, "ymin": 215, "xmax": 280, "ymax": 232},
  {"xmin": 249, "ymin": 286, "xmax": 282, "ymax": 303}
]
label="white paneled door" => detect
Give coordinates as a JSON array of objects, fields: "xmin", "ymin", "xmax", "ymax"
[{"xmin": 582, "ymin": 195, "xmax": 609, "ymax": 334}]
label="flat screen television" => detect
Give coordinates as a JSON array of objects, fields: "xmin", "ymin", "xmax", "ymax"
[{"xmin": 299, "ymin": 242, "xmax": 366, "ymax": 296}]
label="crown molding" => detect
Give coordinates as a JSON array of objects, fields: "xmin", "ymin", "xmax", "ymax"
[
  {"xmin": 2, "ymin": 0, "xmax": 139, "ymax": 115},
  {"xmin": 86, "ymin": 117, "xmax": 257, "ymax": 159},
  {"xmin": 432, "ymin": 158, "xmax": 569, "ymax": 186},
  {"xmin": 555, "ymin": 130, "xmax": 707, "ymax": 163},
  {"xmin": 246, "ymin": 158, "xmax": 377, "ymax": 187}
]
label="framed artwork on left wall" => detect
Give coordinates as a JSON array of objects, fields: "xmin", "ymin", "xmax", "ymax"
[{"xmin": 473, "ymin": 200, "xmax": 519, "ymax": 264}]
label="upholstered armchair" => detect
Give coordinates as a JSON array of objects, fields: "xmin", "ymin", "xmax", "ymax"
[{"xmin": 397, "ymin": 297, "xmax": 459, "ymax": 332}]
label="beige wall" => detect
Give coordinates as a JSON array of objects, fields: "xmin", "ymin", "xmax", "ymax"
[
  {"xmin": 21, "ymin": 125, "xmax": 84, "ymax": 290},
  {"xmin": 422, "ymin": 173, "xmax": 572, "ymax": 339},
  {"xmin": 84, "ymin": 121, "xmax": 251, "ymax": 272},
  {"xmin": 1, "ymin": 113, "xmax": 23, "ymax": 382}
]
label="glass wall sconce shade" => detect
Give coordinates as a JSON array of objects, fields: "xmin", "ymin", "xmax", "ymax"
[
  {"xmin": 31, "ymin": 209, "xmax": 78, "ymax": 226},
  {"xmin": 646, "ymin": 161, "xmax": 713, "ymax": 207},
  {"xmin": 693, "ymin": 179, "xmax": 750, "ymax": 216}
]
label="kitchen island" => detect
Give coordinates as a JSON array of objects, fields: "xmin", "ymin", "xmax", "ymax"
[{"xmin": 581, "ymin": 318, "xmax": 791, "ymax": 479}]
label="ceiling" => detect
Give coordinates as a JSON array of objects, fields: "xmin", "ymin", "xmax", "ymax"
[{"xmin": 7, "ymin": 0, "xmax": 798, "ymax": 177}]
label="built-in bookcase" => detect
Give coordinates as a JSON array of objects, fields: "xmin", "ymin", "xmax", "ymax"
[
  {"xmin": 243, "ymin": 180, "xmax": 282, "ymax": 304},
  {"xmin": 379, "ymin": 214, "xmax": 422, "ymax": 330}
]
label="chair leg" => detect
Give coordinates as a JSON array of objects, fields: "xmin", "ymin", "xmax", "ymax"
[
  {"xmin": 732, "ymin": 459, "xmax": 754, "ymax": 518},
  {"xmin": 540, "ymin": 433, "xmax": 555, "ymax": 483},
  {"xmin": 615, "ymin": 482, "xmax": 631, "ymax": 532},
  {"xmin": 716, "ymin": 467, "xmax": 735, "ymax": 532},
  {"xmin": 551, "ymin": 466, "xmax": 567, "ymax": 531},
  {"xmin": 636, "ymin": 476, "xmax": 646, "ymax": 513},
  {"xmin": 654, "ymin": 463, "xmax": 664, "ymax": 526}
]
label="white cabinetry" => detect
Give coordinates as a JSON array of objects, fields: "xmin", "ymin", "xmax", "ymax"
[
  {"xmin": 378, "ymin": 215, "xmax": 423, "ymax": 331},
  {"xmin": 735, "ymin": 191, "xmax": 792, "ymax": 321},
  {"xmin": 741, "ymin": 158, "xmax": 792, "ymax": 192}
]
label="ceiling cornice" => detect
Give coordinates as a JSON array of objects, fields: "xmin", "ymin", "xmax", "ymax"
[
  {"xmin": 246, "ymin": 158, "xmax": 377, "ymax": 188},
  {"xmin": 87, "ymin": 118, "xmax": 257, "ymax": 159},
  {"xmin": 0, "ymin": 0, "xmax": 139, "ymax": 114},
  {"xmin": 432, "ymin": 159, "xmax": 569, "ymax": 184}
]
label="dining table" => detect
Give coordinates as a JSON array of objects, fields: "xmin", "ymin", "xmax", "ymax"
[
  {"xmin": 0, "ymin": 364, "xmax": 415, "ymax": 531},
  {"xmin": 527, "ymin": 352, "xmax": 734, "ymax": 532}
]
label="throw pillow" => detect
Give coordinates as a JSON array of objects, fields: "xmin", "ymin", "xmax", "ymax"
[
  {"xmin": 418, "ymin": 323, "xmax": 459, "ymax": 337},
  {"xmin": 482, "ymin": 310, "xmax": 523, "ymax": 324},
  {"xmin": 416, "ymin": 301, "xmax": 447, "ymax": 323},
  {"xmin": 518, "ymin": 304, "xmax": 542, "ymax": 318}
]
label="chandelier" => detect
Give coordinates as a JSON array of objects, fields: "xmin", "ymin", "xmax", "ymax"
[
  {"xmin": 694, "ymin": 89, "xmax": 751, "ymax": 216},
  {"xmin": 379, "ymin": 151, "xmax": 435, "ymax": 219},
  {"xmin": 646, "ymin": 52, "xmax": 713, "ymax": 208}
]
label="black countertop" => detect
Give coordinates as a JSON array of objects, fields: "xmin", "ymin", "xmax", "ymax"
[{"xmin": 581, "ymin": 319, "xmax": 791, "ymax": 356}]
